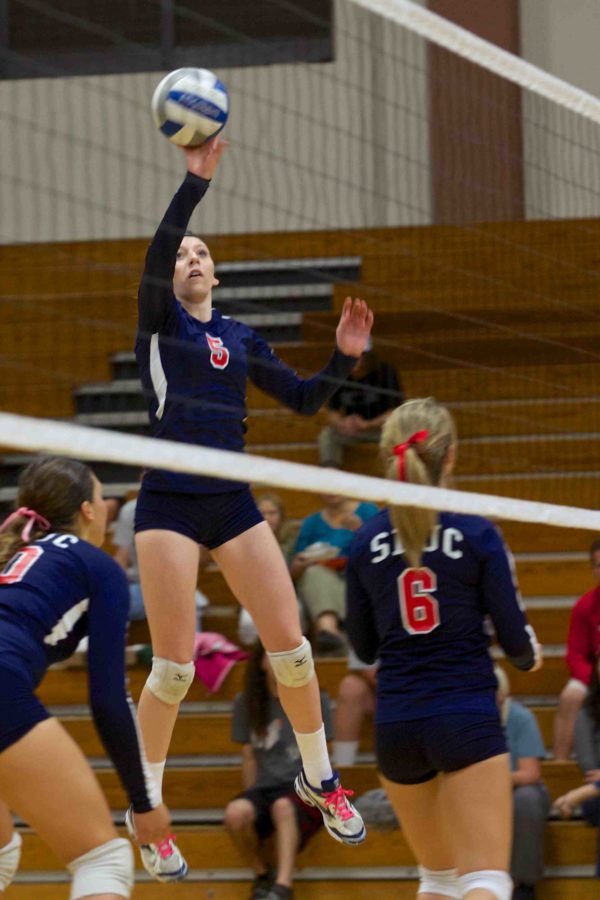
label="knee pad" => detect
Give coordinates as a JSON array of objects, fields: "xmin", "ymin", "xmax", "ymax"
[
  {"xmin": 418, "ymin": 866, "xmax": 460, "ymax": 898},
  {"xmin": 267, "ymin": 637, "xmax": 315, "ymax": 688},
  {"xmin": 68, "ymin": 838, "xmax": 133, "ymax": 899},
  {"xmin": 0, "ymin": 832, "xmax": 21, "ymax": 891},
  {"xmin": 146, "ymin": 657, "xmax": 195, "ymax": 704},
  {"xmin": 458, "ymin": 870, "xmax": 512, "ymax": 900}
]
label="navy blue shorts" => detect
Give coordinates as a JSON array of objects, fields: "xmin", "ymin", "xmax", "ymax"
[
  {"xmin": 376, "ymin": 713, "xmax": 507, "ymax": 785},
  {"xmin": 135, "ymin": 485, "xmax": 264, "ymax": 550},
  {"xmin": 0, "ymin": 667, "xmax": 50, "ymax": 753},
  {"xmin": 237, "ymin": 783, "xmax": 323, "ymax": 850}
]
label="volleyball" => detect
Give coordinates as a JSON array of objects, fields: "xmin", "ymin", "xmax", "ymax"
[{"xmin": 151, "ymin": 68, "xmax": 229, "ymax": 148}]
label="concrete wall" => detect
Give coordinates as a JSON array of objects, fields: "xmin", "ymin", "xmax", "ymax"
[
  {"xmin": 520, "ymin": 0, "xmax": 600, "ymax": 218},
  {"xmin": 3, "ymin": 0, "xmax": 599, "ymax": 243},
  {"xmin": 0, "ymin": 0, "xmax": 430, "ymax": 243}
]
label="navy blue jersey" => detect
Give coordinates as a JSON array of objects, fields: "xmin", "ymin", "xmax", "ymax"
[
  {"xmin": 346, "ymin": 510, "xmax": 536, "ymax": 724},
  {"xmin": 136, "ymin": 173, "xmax": 357, "ymax": 494},
  {"xmin": 0, "ymin": 534, "xmax": 155, "ymax": 813}
]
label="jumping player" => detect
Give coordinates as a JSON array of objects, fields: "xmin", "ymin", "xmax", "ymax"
[
  {"xmin": 0, "ymin": 456, "xmax": 172, "ymax": 898},
  {"xmin": 345, "ymin": 398, "xmax": 542, "ymax": 900},
  {"xmin": 131, "ymin": 135, "xmax": 372, "ymax": 878}
]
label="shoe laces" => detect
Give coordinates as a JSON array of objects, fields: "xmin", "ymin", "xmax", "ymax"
[
  {"xmin": 156, "ymin": 835, "xmax": 176, "ymax": 859},
  {"xmin": 322, "ymin": 785, "xmax": 355, "ymax": 820}
]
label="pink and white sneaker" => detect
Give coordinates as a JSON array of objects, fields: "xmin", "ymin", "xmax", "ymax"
[
  {"xmin": 294, "ymin": 769, "xmax": 366, "ymax": 845},
  {"xmin": 125, "ymin": 806, "xmax": 188, "ymax": 882}
]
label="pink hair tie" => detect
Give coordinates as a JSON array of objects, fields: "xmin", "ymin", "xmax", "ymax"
[
  {"xmin": 392, "ymin": 430, "xmax": 429, "ymax": 481},
  {"xmin": 0, "ymin": 507, "xmax": 51, "ymax": 542}
]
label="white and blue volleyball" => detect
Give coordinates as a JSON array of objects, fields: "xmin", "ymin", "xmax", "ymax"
[{"xmin": 152, "ymin": 68, "xmax": 229, "ymax": 147}]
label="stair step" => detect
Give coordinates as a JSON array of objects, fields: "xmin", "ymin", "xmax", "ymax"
[
  {"xmin": 4, "ymin": 879, "xmax": 599, "ymax": 899},
  {"xmin": 14, "ymin": 821, "xmax": 598, "ymax": 871}
]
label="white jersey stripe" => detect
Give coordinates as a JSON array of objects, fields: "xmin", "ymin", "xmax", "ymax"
[
  {"xmin": 44, "ymin": 598, "xmax": 89, "ymax": 646},
  {"xmin": 149, "ymin": 333, "xmax": 167, "ymax": 421}
]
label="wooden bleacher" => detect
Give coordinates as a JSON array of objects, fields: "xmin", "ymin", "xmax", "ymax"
[{"xmin": 3, "ymin": 219, "xmax": 600, "ymax": 895}]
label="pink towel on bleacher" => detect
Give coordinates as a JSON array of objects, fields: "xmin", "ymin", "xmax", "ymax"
[{"xmin": 193, "ymin": 632, "xmax": 248, "ymax": 693}]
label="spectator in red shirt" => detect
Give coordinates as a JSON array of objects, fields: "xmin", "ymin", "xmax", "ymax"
[{"xmin": 553, "ymin": 539, "xmax": 600, "ymax": 760}]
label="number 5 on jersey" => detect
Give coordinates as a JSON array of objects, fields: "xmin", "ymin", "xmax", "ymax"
[
  {"xmin": 399, "ymin": 567, "xmax": 440, "ymax": 635},
  {"xmin": 206, "ymin": 334, "xmax": 230, "ymax": 369}
]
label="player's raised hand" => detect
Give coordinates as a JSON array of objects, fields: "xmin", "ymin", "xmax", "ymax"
[
  {"xmin": 335, "ymin": 297, "xmax": 374, "ymax": 358},
  {"xmin": 183, "ymin": 135, "xmax": 229, "ymax": 180}
]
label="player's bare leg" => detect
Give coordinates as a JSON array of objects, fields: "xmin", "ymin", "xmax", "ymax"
[
  {"xmin": 212, "ymin": 521, "xmax": 365, "ymax": 846},
  {"xmin": 135, "ymin": 529, "xmax": 200, "ymax": 763},
  {"xmin": 380, "ymin": 773, "xmax": 455, "ymax": 900},
  {"xmin": 0, "ymin": 718, "xmax": 127, "ymax": 900}
]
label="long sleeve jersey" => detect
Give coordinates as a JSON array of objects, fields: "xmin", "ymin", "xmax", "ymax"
[
  {"xmin": 136, "ymin": 173, "xmax": 358, "ymax": 493},
  {"xmin": 345, "ymin": 510, "xmax": 537, "ymax": 724},
  {"xmin": 0, "ymin": 534, "xmax": 155, "ymax": 812}
]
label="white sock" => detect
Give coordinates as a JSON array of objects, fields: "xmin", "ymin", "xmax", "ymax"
[
  {"xmin": 333, "ymin": 740, "xmax": 359, "ymax": 767},
  {"xmin": 148, "ymin": 760, "xmax": 166, "ymax": 805},
  {"xmin": 294, "ymin": 724, "xmax": 333, "ymax": 786}
]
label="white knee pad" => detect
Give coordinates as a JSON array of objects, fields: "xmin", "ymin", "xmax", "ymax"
[
  {"xmin": 68, "ymin": 838, "xmax": 133, "ymax": 899},
  {"xmin": 0, "ymin": 832, "xmax": 21, "ymax": 891},
  {"xmin": 418, "ymin": 866, "xmax": 460, "ymax": 898},
  {"xmin": 146, "ymin": 657, "xmax": 195, "ymax": 704},
  {"xmin": 267, "ymin": 637, "xmax": 315, "ymax": 688},
  {"xmin": 458, "ymin": 870, "xmax": 512, "ymax": 900}
]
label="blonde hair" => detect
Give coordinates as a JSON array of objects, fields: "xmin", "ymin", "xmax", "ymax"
[{"xmin": 380, "ymin": 398, "xmax": 457, "ymax": 568}]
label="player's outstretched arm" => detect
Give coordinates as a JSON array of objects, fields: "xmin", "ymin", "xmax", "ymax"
[
  {"xmin": 138, "ymin": 137, "xmax": 228, "ymax": 335},
  {"xmin": 248, "ymin": 296, "xmax": 375, "ymax": 415}
]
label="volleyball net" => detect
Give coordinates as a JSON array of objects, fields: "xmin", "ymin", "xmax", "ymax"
[{"xmin": 1, "ymin": 0, "xmax": 600, "ymax": 522}]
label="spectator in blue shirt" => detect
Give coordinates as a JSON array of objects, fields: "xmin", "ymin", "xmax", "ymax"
[
  {"xmin": 290, "ymin": 495, "xmax": 379, "ymax": 655},
  {"xmin": 495, "ymin": 666, "xmax": 550, "ymax": 900}
]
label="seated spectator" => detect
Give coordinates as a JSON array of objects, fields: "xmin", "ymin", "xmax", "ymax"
[
  {"xmin": 224, "ymin": 642, "xmax": 331, "ymax": 900},
  {"xmin": 318, "ymin": 338, "xmax": 404, "ymax": 469},
  {"xmin": 113, "ymin": 496, "xmax": 208, "ymax": 628},
  {"xmin": 495, "ymin": 666, "xmax": 550, "ymax": 900},
  {"xmin": 289, "ymin": 494, "xmax": 379, "ymax": 655},
  {"xmin": 572, "ymin": 652, "xmax": 600, "ymax": 834},
  {"xmin": 238, "ymin": 493, "xmax": 304, "ymax": 646},
  {"xmin": 333, "ymin": 648, "xmax": 377, "ymax": 767},
  {"xmin": 553, "ymin": 539, "xmax": 600, "ymax": 760}
]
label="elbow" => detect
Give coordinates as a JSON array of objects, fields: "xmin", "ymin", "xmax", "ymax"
[
  {"xmin": 506, "ymin": 649, "xmax": 535, "ymax": 671},
  {"xmin": 297, "ymin": 399, "xmax": 321, "ymax": 416}
]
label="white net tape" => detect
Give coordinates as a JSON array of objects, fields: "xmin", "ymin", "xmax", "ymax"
[
  {"xmin": 351, "ymin": 0, "xmax": 600, "ymax": 126},
  {"xmin": 2, "ymin": 412, "xmax": 600, "ymax": 530}
]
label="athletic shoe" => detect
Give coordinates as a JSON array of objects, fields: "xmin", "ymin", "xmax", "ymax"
[
  {"xmin": 249, "ymin": 869, "xmax": 274, "ymax": 899},
  {"xmin": 264, "ymin": 885, "xmax": 294, "ymax": 899},
  {"xmin": 125, "ymin": 806, "xmax": 188, "ymax": 882},
  {"xmin": 294, "ymin": 769, "xmax": 366, "ymax": 845}
]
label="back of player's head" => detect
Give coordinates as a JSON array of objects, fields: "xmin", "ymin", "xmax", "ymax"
[
  {"xmin": 17, "ymin": 456, "xmax": 95, "ymax": 528},
  {"xmin": 380, "ymin": 398, "xmax": 457, "ymax": 568},
  {"xmin": 0, "ymin": 457, "xmax": 95, "ymax": 567}
]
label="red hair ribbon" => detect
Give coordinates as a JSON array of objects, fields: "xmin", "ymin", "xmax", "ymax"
[
  {"xmin": 0, "ymin": 507, "xmax": 50, "ymax": 542},
  {"xmin": 392, "ymin": 430, "xmax": 429, "ymax": 481}
]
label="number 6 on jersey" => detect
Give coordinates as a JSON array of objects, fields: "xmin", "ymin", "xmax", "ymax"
[{"xmin": 399, "ymin": 567, "xmax": 440, "ymax": 635}]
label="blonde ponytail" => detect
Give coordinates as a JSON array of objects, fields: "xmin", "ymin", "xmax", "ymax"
[{"xmin": 381, "ymin": 398, "xmax": 456, "ymax": 568}]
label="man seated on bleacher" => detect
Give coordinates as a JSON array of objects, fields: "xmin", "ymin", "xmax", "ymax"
[
  {"xmin": 569, "ymin": 651, "xmax": 600, "ymax": 855},
  {"xmin": 553, "ymin": 539, "xmax": 600, "ymax": 760},
  {"xmin": 495, "ymin": 667, "xmax": 550, "ymax": 900},
  {"xmin": 224, "ymin": 641, "xmax": 331, "ymax": 900},
  {"xmin": 317, "ymin": 337, "xmax": 404, "ymax": 470}
]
